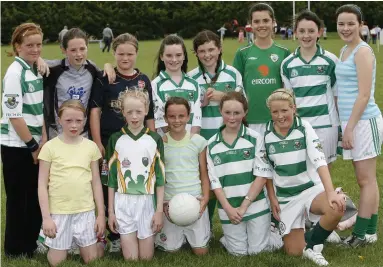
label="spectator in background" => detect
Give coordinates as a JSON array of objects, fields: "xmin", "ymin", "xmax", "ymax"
[
  {"xmin": 360, "ymin": 21, "xmax": 369, "ymax": 42},
  {"xmin": 102, "ymin": 24, "xmax": 114, "ymax": 53},
  {"xmin": 58, "ymin": 26, "xmax": 68, "ymax": 47},
  {"xmin": 238, "ymin": 29, "xmax": 245, "ymax": 43},
  {"xmin": 374, "ymin": 25, "xmax": 381, "ymax": 42},
  {"xmin": 371, "ymin": 27, "xmax": 377, "ymax": 44},
  {"xmin": 323, "ymin": 25, "xmax": 327, "ymax": 40},
  {"xmin": 217, "ymin": 26, "xmax": 227, "ymax": 42},
  {"xmin": 245, "ymin": 24, "xmax": 253, "ymax": 44},
  {"xmin": 287, "ymin": 27, "xmax": 293, "ymax": 39},
  {"xmin": 280, "ymin": 25, "xmax": 286, "ymax": 39}
]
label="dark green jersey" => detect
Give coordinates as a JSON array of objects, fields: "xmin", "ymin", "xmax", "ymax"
[{"xmin": 233, "ymin": 43, "xmax": 290, "ymax": 124}]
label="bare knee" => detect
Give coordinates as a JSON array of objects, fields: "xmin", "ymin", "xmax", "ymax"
[
  {"xmin": 47, "ymin": 249, "xmax": 67, "ymax": 267},
  {"xmin": 325, "ymin": 203, "xmax": 344, "ymax": 221},
  {"xmin": 192, "ymin": 247, "xmax": 209, "ymax": 256}
]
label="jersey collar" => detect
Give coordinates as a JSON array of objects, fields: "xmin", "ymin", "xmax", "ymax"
[
  {"xmin": 216, "ymin": 123, "xmax": 246, "ymax": 148},
  {"xmin": 159, "ymin": 70, "xmax": 186, "ymax": 88},
  {"xmin": 266, "ymin": 116, "xmax": 302, "ymax": 139},
  {"xmin": 294, "ymin": 44, "xmax": 324, "ymax": 64},
  {"xmin": 202, "ymin": 60, "xmax": 226, "ymax": 80},
  {"xmin": 121, "ymin": 126, "xmax": 149, "ymax": 141},
  {"xmin": 15, "ymin": 56, "xmax": 32, "ymax": 70}
]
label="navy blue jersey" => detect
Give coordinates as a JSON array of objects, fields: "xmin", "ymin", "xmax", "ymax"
[{"xmin": 90, "ymin": 68, "xmax": 154, "ymax": 139}]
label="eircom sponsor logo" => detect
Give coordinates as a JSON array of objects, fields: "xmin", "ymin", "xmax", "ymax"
[{"xmin": 252, "ymin": 78, "xmax": 277, "ymax": 85}]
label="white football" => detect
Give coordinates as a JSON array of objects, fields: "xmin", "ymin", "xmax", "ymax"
[{"xmin": 168, "ymin": 193, "xmax": 200, "ymax": 227}]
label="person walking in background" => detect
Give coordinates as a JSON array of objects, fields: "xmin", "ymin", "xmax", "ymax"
[
  {"xmin": 1, "ymin": 22, "xmax": 45, "ymax": 258},
  {"xmin": 102, "ymin": 24, "xmax": 114, "ymax": 53},
  {"xmin": 371, "ymin": 27, "xmax": 377, "ymax": 44},
  {"xmin": 360, "ymin": 21, "xmax": 369, "ymax": 42},
  {"xmin": 323, "ymin": 25, "xmax": 327, "ymax": 40},
  {"xmin": 238, "ymin": 29, "xmax": 245, "ymax": 43},
  {"xmin": 245, "ymin": 24, "xmax": 253, "ymax": 44},
  {"xmin": 58, "ymin": 26, "xmax": 68, "ymax": 47},
  {"xmin": 217, "ymin": 26, "xmax": 227, "ymax": 42}
]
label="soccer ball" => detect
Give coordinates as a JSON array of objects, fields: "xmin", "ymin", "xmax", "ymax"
[{"xmin": 168, "ymin": 193, "xmax": 200, "ymax": 227}]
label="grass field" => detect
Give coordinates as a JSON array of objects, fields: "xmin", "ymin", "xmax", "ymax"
[{"xmin": 1, "ymin": 34, "xmax": 383, "ymax": 267}]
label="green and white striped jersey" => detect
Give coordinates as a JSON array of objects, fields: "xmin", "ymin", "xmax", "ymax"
[
  {"xmin": 188, "ymin": 60, "xmax": 244, "ymax": 140},
  {"xmin": 1, "ymin": 57, "xmax": 44, "ymax": 147},
  {"xmin": 151, "ymin": 71, "xmax": 202, "ymax": 132},
  {"xmin": 264, "ymin": 117, "xmax": 327, "ymax": 203},
  {"xmin": 207, "ymin": 124, "xmax": 272, "ymax": 224},
  {"xmin": 281, "ymin": 45, "xmax": 339, "ymax": 129}
]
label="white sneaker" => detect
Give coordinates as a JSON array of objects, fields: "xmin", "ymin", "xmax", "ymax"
[
  {"xmin": 35, "ymin": 241, "xmax": 48, "ymax": 254},
  {"xmin": 365, "ymin": 233, "xmax": 378, "ymax": 244},
  {"xmin": 326, "ymin": 231, "xmax": 342, "ymax": 244},
  {"xmin": 109, "ymin": 239, "xmax": 121, "ymax": 253},
  {"xmin": 303, "ymin": 244, "xmax": 329, "ymax": 266}
]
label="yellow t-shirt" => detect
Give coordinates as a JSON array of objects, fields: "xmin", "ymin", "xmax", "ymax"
[{"xmin": 38, "ymin": 137, "xmax": 102, "ymax": 214}]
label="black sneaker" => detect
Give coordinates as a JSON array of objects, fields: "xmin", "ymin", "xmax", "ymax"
[{"xmin": 340, "ymin": 234, "xmax": 367, "ymax": 248}]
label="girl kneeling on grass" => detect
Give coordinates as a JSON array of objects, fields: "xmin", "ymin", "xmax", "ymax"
[
  {"xmin": 260, "ymin": 89, "xmax": 345, "ymax": 266},
  {"xmin": 104, "ymin": 88, "xmax": 165, "ymax": 260},
  {"xmin": 155, "ymin": 97, "xmax": 210, "ymax": 255},
  {"xmin": 38, "ymin": 100, "xmax": 105, "ymax": 267},
  {"xmin": 206, "ymin": 91, "xmax": 274, "ymax": 256}
]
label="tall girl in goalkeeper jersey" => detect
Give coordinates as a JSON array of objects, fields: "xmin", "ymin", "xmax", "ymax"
[
  {"xmin": 258, "ymin": 89, "xmax": 345, "ymax": 266},
  {"xmin": 155, "ymin": 97, "xmax": 210, "ymax": 255},
  {"xmin": 281, "ymin": 10, "xmax": 340, "ymax": 168},
  {"xmin": 335, "ymin": 4, "xmax": 382, "ymax": 247},
  {"xmin": 152, "ymin": 35, "xmax": 202, "ymax": 136},
  {"xmin": 188, "ymin": 30, "xmax": 244, "ymax": 231}
]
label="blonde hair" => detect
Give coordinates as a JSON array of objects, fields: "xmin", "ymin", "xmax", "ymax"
[
  {"xmin": 11, "ymin": 23, "xmax": 43, "ymax": 56},
  {"xmin": 117, "ymin": 86, "xmax": 150, "ymax": 113},
  {"xmin": 58, "ymin": 99, "xmax": 86, "ymax": 118},
  {"xmin": 266, "ymin": 88, "xmax": 296, "ymax": 109},
  {"xmin": 112, "ymin": 33, "xmax": 138, "ymax": 52}
]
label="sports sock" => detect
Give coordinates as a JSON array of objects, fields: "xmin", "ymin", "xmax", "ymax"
[
  {"xmin": 306, "ymin": 222, "xmax": 332, "ymax": 249},
  {"xmin": 366, "ymin": 214, "xmax": 378, "ymax": 235},
  {"xmin": 352, "ymin": 216, "xmax": 370, "ymax": 239}
]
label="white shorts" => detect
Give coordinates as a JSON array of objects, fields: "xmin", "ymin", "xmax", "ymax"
[
  {"xmin": 248, "ymin": 123, "xmax": 267, "ymax": 136},
  {"xmin": 278, "ymin": 184, "xmax": 324, "ymax": 237},
  {"xmin": 42, "ymin": 210, "xmax": 97, "ymax": 250},
  {"xmin": 155, "ymin": 209, "xmax": 210, "ymax": 251},
  {"xmin": 341, "ymin": 115, "xmax": 383, "ymax": 161},
  {"xmin": 315, "ymin": 127, "xmax": 338, "ymax": 164},
  {"xmin": 220, "ymin": 211, "xmax": 271, "ymax": 256},
  {"xmin": 115, "ymin": 193, "xmax": 155, "ymax": 239}
]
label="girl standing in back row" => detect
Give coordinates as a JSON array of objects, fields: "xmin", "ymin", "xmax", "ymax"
[{"xmin": 335, "ymin": 4, "xmax": 382, "ymax": 247}]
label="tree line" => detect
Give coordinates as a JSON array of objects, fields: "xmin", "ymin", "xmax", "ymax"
[{"xmin": 2, "ymin": 1, "xmax": 382, "ymax": 44}]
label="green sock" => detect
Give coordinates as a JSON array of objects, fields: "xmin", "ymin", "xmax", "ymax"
[
  {"xmin": 366, "ymin": 214, "xmax": 378, "ymax": 235},
  {"xmin": 305, "ymin": 229, "xmax": 314, "ymax": 244},
  {"xmin": 207, "ymin": 198, "xmax": 217, "ymax": 229},
  {"xmin": 353, "ymin": 216, "xmax": 370, "ymax": 239},
  {"xmin": 306, "ymin": 223, "xmax": 332, "ymax": 249}
]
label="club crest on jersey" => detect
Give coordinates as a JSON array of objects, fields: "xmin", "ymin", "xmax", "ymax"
[
  {"xmin": 269, "ymin": 145, "xmax": 276, "ymax": 154},
  {"xmin": 243, "ymin": 149, "xmax": 251, "ymax": 159},
  {"xmin": 67, "ymin": 86, "xmax": 86, "ymax": 103},
  {"xmin": 291, "ymin": 69, "xmax": 298, "ymax": 78},
  {"xmin": 294, "ymin": 140, "xmax": 302, "ymax": 150},
  {"xmin": 270, "ymin": 54, "xmax": 279, "ymax": 63},
  {"xmin": 138, "ymin": 80, "xmax": 145, "ymax": 90},
  {"xmin": 317, "ymin": 66, "xmax": 325, "ymax": 74},
  {"xmin": 279, "ymin": 221, "xmax": 286, "ymax": 235},
  {"xmin": 4, "ymin": 94, "xmax": 19, "ymax": 109},
  {"xmin": 279, "ymin": 141, "xmax": 288, "ymax": 149},
  {"xmin": 28, "ymin": 83, "xmax": 35, "ymax": 93},
  {"xmin": 261, "ymin": 152, "xmax": 269, "ymax": 164},
  {"xmin": 314, "ymin": 140, "xmax": 324, "ymax": 152},
  {"xmin": 213, "ymin": 155, "xmax": 221, "ymax": 166},
  {"xmin": 122, "ymin": 158, "xmax": 131, "ymax": 168},
  {"xmin": 225, "ymin": 83, "xmax": 232, "ymax": 91},
  {"xmin": 142, "ymin": 157, "xmax": 149, "ymax": 167},
  {"xmin": 160, "ymin": 233, "xmax": 167, "ymax": 242},
  {"xmin": 188, "ymin": 91, "xmax": 194, "ymax": 100}
]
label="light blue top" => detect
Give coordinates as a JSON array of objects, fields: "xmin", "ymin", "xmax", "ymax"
[{"xmin": 335, "ymin": 41, "xmax": 381, "ymax": 121}]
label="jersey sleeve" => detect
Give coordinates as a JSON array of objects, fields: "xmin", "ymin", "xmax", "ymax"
[
  {"xmin": 206, "ymin": 148, "xmax": 222, "ymax": 190},
  {"xmin": 253, "ymin": 136, "xmax": 273, "ymax": 179},
  {"xmin": 233, "ymin": 68, "xmax": 245, "ymax": 96},
  {"xmin": 328, "ymin": 53, "xmax": 339, "ymax": 97},
  {"xmin": 89, "ymin": 77, "xmax": 105, "ymax": 109},
  {"xmin": 232, "ymin": 49, "xmax": 244, "ymax": 77},
  {"xmin": 303, "ymin": 121, "xmax": 327, "ymax": 169},
  {"xmin": 151, "ymin": 80, "xmax": 167, "ymax": 129},
  {"xmin": 2, "ymin": 68, "xmax": 23, "ymax": 118},
  {"xmin": 193, "ymin": 134, "xmax": 207, "ymax": 153},
  {"xmin": 105, "ymin": 135, "xmax": 118, "ymax": 188},
  {"xmin": 281, "ymin": 59, "xmax": 292, "ymax": 89},
  {"xmin": 155, "ymin": 136, "xmax": 165, "ymax": 186},
  {"xmin": 144, "ymin": 76, "xmax": 155, "ymax": 120},
  {"xmin": 38, "ymin": 141, "xmax": 53, "ymax": 162},
  {"xmin": 44, "ymin": 59, "xmax": 61, "ymax": 68},
  {"xmin": 91, "ymin": 141, "xmax": 102, "ymax": 161},
  {"xmin": 191, "ymin": 86, "xmax": 202, "ymax": 127}
]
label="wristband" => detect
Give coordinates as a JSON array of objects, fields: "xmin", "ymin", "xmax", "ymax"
[{"xmin": 25, "ymin": 138, "xmax": 39, "ymax": 152}]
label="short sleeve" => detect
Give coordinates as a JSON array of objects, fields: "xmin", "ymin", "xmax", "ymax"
[
  {"xmin": 233, "ymin": 49, "xmax": 244, "ymax": 76},
  {"xmin": 206, "ymin": 147, "xmax": 222, "ymax": 190},
  {"xmin": 281, "ymin": 58, "xmax": 293, "ymax": 89},
  {"xmin": 191, "ymin": 87, "xmax": 202, "ymax": 127},
  {"xmin": 90, "ymin": 77, "xmax": 106, "ymax": 109},
  {"xmin": 303, "ymin": 121, "xmax": 327, "ymax": 169},
  {"xmin": 38, "ymin": 141, "xmax": 53, "ymax": 162},
  {"xmin": 155, "ymin": 136, "xmax": 165, "ymax": 186},
  {"xmin": 91, "ymin": 141, "xmax": 102, "ymax": 161},
  {"xmin": 2, "ymin": 68, "xmax": 23, "ymax": 118},
  {"xmin": 143, "ymin": 75, "xmax": 154, "ymax": 120},
  {"xmin": 253, "ymin": 136, "xmax": 273, "ymax": 179},
  {"xmin": 192, "ymin": 134, "xmax": 207, "ymax": 153},
  {"xmin": 151, "ymin": 79, "xmax": 167, "ymax": 129}
]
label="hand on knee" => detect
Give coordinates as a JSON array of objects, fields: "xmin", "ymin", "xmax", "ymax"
[{"xmin": 326, "ymin": 203, "xmax": 345, "ymax": 221}]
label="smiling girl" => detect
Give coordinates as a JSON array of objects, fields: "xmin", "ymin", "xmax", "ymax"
[
  {"xmin": 281, "ymin": 10, "xmax": 340, "ymax": 167},
  {"xmin": 335, "ymin": 4, "xmax": 382, "ymax": 247},
  {"xmin": 152, "ymin": 35, "xmax": 202, "ymax": 136}
]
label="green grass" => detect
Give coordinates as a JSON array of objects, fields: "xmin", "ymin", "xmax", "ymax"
[{"xmin": 1, "ymin": 35, "xmax": 383, "ymax": 267}]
